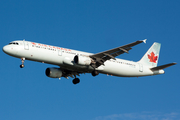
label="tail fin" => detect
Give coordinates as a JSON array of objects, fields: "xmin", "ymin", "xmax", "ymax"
[{"xmin": 138, "ymin": 42, "xmax": 161, "ymax": 67}]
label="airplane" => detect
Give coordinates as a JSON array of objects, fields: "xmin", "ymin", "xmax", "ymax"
[{"xmin": 3, "ymin": 39, "xmax": 176, "ymax": 84}]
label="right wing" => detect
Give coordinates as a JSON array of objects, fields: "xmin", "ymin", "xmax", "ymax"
[{"xmin": 89, "ymin": 39, "xmax": 147, "ymax": 68}]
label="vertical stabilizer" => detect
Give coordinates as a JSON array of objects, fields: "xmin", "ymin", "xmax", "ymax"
[{"xmin": 138, "ymin": 42, "xmax": 161, "ymax": 67}]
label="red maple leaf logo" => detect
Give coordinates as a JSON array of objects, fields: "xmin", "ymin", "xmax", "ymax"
[{"xmin": 147, "ymin": 52, "xmax": 158, "ymax": 63}]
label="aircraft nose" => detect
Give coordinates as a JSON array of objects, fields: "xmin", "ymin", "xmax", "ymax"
[{"xmin": 3, "ymin": 45, "xmax": 10, "ymax": 54}]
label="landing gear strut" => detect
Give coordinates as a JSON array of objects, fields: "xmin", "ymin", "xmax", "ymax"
[
  {"xmin": 20, "ymin": 58, "xmax": 25, "ymax": 68},
  {"xmin": 72, "ymin": 78, "xmax": 80, "ymax": 84}
]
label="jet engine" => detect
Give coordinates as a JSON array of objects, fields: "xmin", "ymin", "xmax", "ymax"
[
  {"xmin": 74, "ymin": 55, "xmax": 92, "ymax": 66},
  {"xmin": 45, "ymin": 67, "xmax": 63, "ymax": 78}
]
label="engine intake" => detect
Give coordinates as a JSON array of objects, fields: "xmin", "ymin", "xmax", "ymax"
[
  {"xmin": 74, "ymin": 55, "xmax": 91, "ymax": 66},
  {"xmin": 45, "ymin": 67, "xmax": 62, "ymax": 78}
]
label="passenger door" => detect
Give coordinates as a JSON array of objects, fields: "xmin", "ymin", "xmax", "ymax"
[
  {"xmin": 23, "ymin": 40, "xmax": 29, "ymax": 50},
  {"xmin": 139, "ymin": 63, "xmax": 143, "ymax": 72}
]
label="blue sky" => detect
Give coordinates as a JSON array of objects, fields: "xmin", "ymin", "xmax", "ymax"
[{"xmin": 0, "ymin": 0, "xmax": 179, "ymax": 120}]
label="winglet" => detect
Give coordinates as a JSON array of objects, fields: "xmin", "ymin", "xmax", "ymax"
[{"xmin": 142, "ymin": 39, "xmax": 147, "ymax": 43}]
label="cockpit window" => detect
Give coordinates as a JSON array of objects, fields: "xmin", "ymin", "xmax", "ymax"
[{"xmin": 9, "ymin": 42, "xmax": 19, "ymax": 45}]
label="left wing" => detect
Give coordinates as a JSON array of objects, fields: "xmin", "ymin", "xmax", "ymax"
[{"xmin": 89, "ymin": 39, "xmax": 147, "ymax": 68}]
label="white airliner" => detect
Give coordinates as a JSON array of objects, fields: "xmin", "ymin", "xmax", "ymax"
[{"xmin": 3, "ymin": 39, "xmax": 176, "ymax": 84}]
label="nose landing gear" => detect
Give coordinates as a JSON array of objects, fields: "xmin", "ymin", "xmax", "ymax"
[
  {"xmin": 20, "ymin": 64, "xmax": 24, "ymax": 68},
  {"xmin": 20, "ymin": 58, "xmax": 25, "ymax": 68}
]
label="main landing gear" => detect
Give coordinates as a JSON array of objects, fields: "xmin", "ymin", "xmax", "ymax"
[
  {"xmin": 91, "ymin": 70, "xmax": 99, "ymax": 76},
  {"xmin": 20, "ymin": 58, "xmax": 25, "ymax": 68},
  {"xmin": 72, "ymin": 78, "xmax": 80, "ymax": 84},
  {"xmin": 72, "ymin": 70, "xmax": 99, "ymax": 85}
]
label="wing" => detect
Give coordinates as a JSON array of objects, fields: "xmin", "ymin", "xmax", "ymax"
[
  {"xmin": 61, "ymin": 68, "xmax": 83, "ymax": 78},
  {"xmin": 89, "ymin": 39, "xmax": 147, "ymax": 68}
]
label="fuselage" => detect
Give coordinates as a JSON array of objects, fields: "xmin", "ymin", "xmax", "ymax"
[{"xmin": 3, "ymin": 40, "xmax": 164, "ymax": 78}]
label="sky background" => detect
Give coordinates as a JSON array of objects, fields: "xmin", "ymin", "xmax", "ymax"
[{"xmin": 0, "ymin": 0, "xmax": 180, "ymax": 120}]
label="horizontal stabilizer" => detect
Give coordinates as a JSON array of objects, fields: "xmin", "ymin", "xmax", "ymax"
[{"xmin": 150, "ymin": 62, "xmax": 177, "ymax": 71}]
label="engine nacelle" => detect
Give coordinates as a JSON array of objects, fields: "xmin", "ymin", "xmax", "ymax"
[
  {"xmin": 74, "ymin": 55, "xmax": 92, "ymax": 66},
  {"xmin": 45, "ymin": 67, "xmax": 63, "ymax": 78}
]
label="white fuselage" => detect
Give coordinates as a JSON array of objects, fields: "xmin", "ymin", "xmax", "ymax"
[{"xmin": 3, "ymin": 40, "xmax": 164, "ymax": 77}]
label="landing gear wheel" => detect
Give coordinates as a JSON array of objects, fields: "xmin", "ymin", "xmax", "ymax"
[
  {"xmin": 20, "ymin": 64, "xmax": 25, "ymax": 68},
  {"xmin": 72, "ymin": 78, "xmax": 80, "ymax": 84},
  {"xmin": 92, "ymin": 70, "xmax": 99, "ymax": 76}
]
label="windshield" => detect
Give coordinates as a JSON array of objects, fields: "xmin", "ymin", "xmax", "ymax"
[{"xmin": 9, "ymin": 42, "xmax": 19, "ymax": 45}]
